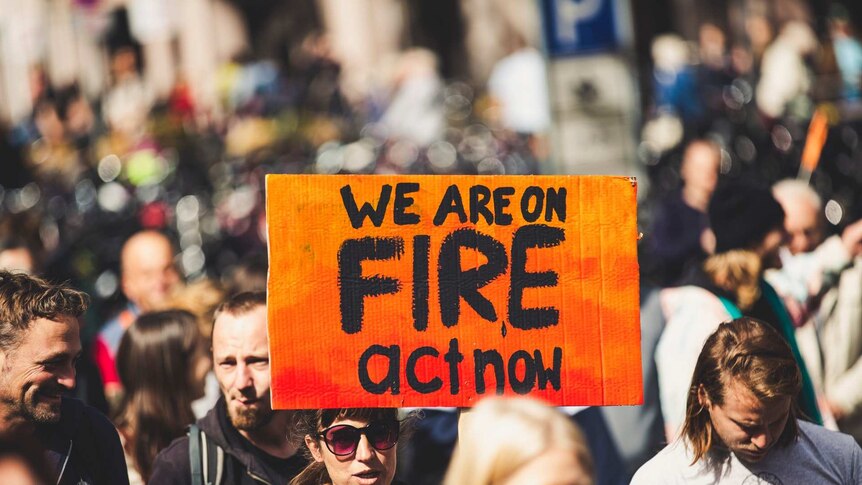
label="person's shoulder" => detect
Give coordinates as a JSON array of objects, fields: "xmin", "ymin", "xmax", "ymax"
[
  {"xmin": 77, "ymin": 398, "xmax": 112, "ymax": 424},
  {"xmin": 60, "ymin": 397, "xmax": 116, "ymax": 438},
  {"xmin": 797, "ymin": 420, "xmax": 860, "ymax": 451},
  {"xmin": 150, "ymin": 434, "xmax": 193, "ymax": 485},
  {"xmin": 156, "ymin": 433, "xmax": 192, "ymax": 464},
  {"xmin": 789, "ymin": 421, "xmax": 862, "ymax": 480},
  {"xmin": 631, "ymin": 441, "xmax": 692, "ymax": 484},
  {"xmin": 654, "ymin": 190, "xmax": 698, "ymax": 218},
  {"xmin": 59, "ymin": 398, "xmax": 129, "ymax": 484}
]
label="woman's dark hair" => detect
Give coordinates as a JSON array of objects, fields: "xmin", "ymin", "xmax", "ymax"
[
  {"xmin": 114, "ymin": 309, "xmax": 206, "ymax": 481},
  {"xmin": 289, "ymin": 408, "xmax": 407, "ymax": 485}
]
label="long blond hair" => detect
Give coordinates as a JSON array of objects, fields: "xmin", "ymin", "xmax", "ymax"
[
  {"xmin": 443, "ymin": 397, "xmax": 593, "ymax": 485},
  {"xmin": 702, "ymin": 249, "xmax": 762, "ymax": 310},
  {"xmin": 681, "ymin": 318, "xmax": 800, "ymax": 465}
]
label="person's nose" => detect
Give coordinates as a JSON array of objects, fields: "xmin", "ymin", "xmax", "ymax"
[
  {"xmin": 233, "ymin": 362, "xmax": 253, "ymax": 390},
  {"xmin": 57, "ymin": 363, "xmax": 76, "ymax": 391},
  {"xmin": 355, "ymin": 434, "xmax": 374, "ymax": 462},
  {"xmin": 751, "ymin": 428, "xmax": 771, "ymax": 449}
]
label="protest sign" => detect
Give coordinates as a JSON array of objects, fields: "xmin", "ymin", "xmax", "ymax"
[{"xmin": 266, "ymin": 175, "xmax": 640, "ymax": 408}]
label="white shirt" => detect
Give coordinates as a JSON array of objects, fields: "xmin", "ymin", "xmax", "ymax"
[{"xmin": 632, "ymin": 421, "xmax": 862, "ymax": 484}]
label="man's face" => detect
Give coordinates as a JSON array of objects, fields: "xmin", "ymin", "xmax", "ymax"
[
  {"xmin": 701, "ymin": 379, "xmax": 792, "ymax": 463},
  {"xmin": 212, "ymin": 305, "xmax": 273, "ymax": 432},
  {"xmin": 780, "ymin": 198, "xmax": 823, "ymax": 255},
  {"xmin": 0, "ymin": 316, "xmax": 81, "ymax": 426},
  {"xmin": 681, "ymin": 143, "xmax": 720, "ymax": 198},
  {"xmin": 754, "ymin": 228, "xmax": 789, "ymax": 270},
  {"xmin": 121, "ymin": 235, "xmax": 180, "ymax": 311}
]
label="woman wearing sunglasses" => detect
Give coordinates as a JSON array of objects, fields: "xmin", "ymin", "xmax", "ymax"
[{"xmin": 290, "ymin": 408, "xmax": 404, "ymax": 485}]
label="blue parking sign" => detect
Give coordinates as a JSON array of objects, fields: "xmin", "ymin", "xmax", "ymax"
[{"xmin": 542, "ymin": 0, "xmax": 620, "ymax": 56}]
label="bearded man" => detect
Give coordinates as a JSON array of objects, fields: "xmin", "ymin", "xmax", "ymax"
[
  {"xmin": 151, "ymin": 292, "xmax": 306, "ymax": 484},
  {"xmin": 0, "ymin": 271, "xmax": 128, "ymax": 484}
]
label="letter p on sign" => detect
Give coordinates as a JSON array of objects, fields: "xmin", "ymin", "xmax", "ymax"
[{"xmin": 556, "ymin": 0, "xmax": 603, "ymax": 44}]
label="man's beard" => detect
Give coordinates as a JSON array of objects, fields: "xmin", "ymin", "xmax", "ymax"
[
  {"xmin": 28, "ymin": 383, "xmax": 64, "ymax": 424},
  {"xmin": 26, "ymin": 400, "xmax": 61, "ymax": 423},
  {"xmin": 3, "ymin": 388, "xmax": 63, "ymax": 425},
  {"xmin": 229, "ymin": 402, "xmax": 274, "ymax": 431}
]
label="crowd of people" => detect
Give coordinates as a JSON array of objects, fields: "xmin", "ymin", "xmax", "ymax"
[
  {"xmin": 4, "ymin": 3, "xmax": 862, "ymax": 485},
  {"xmin": 641, "ymin": 6, "xmax": 862, "ymax": 229},
  {"xmin": 626, "ymin": 137, "xmax": 862, "ymax": 482},
  {"xmin": 0, "ymin": 269, "xmax": 598, "ymax": 485},
  {"xmin": 3, "ymin": 259, "xmax": 861, "ymax": 484}
]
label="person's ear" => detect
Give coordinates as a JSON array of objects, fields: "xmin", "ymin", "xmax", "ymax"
[
  {"xmin": 305, "ymin": 435, "xmax": 324, "ymax": 463},
  {"xmin": 697, "ymin": 384, "xmax": 712, "ymax": 409}
]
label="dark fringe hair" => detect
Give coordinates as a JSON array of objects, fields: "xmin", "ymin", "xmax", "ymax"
[{"xmin": 289, "ymin": 408, "xmax": 416, "ymax": 485}]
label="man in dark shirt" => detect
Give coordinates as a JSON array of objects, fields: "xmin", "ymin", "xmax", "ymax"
[
  {"xmin": 645, "ymin": 139, "xmax": 721, "ymax": 286},
  {"xmin": 150, "ymin": 292, "xmax": 306, "ymax": 484},
  {"xmin": 0, "ymin": 271, "xmax": 128, "ymax": 485}
]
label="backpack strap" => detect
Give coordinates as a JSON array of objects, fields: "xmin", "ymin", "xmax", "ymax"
[
  {"xmin": 189, "ymin": 424, "xmax": 204, "ymax": 485},
  {"xmin": 189, "ymin": 424, "xmax": 225, "ymax": 485},
  {"xmin": 201, "ymin": 428, "xmax": 225, "ymax": 485}
]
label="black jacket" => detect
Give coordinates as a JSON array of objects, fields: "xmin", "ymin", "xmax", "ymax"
[
  {"xmin": 37, "ymin": 397, "xmax": 130, "ymax": 485},
  {"xmin": 150, "ymin": 397, "xmax": 306, "ymax": 485}
]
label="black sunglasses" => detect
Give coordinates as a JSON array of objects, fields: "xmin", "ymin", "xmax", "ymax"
[{"xmin": 317, "ymin": 420, "xmax": 399, "ymax": 456}]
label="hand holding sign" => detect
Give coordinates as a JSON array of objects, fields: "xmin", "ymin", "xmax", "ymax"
[{"xmin": 266, "ymin": 175, "xmax": 641, "ymax": 408}]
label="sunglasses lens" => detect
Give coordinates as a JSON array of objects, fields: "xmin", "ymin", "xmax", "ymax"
[
  {"xmin": 325, "ymin": 426, "xmax": 360, "ymax": 455},
  {"xmin": 322, "ymin": 421, "xmax": 399, "ymax": 455},
  {"xmin": 367, "ymin": 421, "xmax": 398, "ymax": 450}
]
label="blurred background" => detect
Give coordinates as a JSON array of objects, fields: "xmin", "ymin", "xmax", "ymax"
[{"xmin": 1, "ymin": 0, "xmax": 861, "ymax": 326}]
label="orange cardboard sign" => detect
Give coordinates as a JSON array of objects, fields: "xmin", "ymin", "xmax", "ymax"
[{"xmin": 266, "ymin": 175, "xmax": 641, "ymax": 409}]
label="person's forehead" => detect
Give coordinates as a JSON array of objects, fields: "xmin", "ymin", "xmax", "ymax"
[
  {"xmin": 18, "ymin": 316, "xmax": 81, "ymax": 355},
  {"xmin": 0, "ymin": 248, "xmax": 34, "ymax": 273},
  {"xmin": 784, "ymin": 200, "xmax": 819, "ymax": 229},
  {"xmin": 0, "ymin": 247, "xmax": 33, "ymax": 262},
  {"xmin": 328, "ymin": 417, "xmax": 370, "ymax": 429},
  {"xmin": 685, "ymin": 143, "xmax": 720, "ymax": 167},
  {"xmin": 123, "ymin": 235, "xmax": 174, "ymax": 269},
  {"xmin": 212, "ymin": 306, "xmax": 268, "ymax": 354},
  {"xmin": 718, "ymin": 379, "xmax": 790, "ymax": 422}
]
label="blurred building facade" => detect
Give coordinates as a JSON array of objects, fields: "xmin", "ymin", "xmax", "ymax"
[{"xmin": 0, "ymin": 0, "xmax": 546, "ymax": 124}]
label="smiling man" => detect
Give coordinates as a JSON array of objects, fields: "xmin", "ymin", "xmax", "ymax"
[
  {"xmin": 633, "ymin": 317, "xmax": 862, "ymax": 484},
  {"xmin": 0, "ymin": 271, "xmax": 128, "ymax": 485},
  {"xmin": 150, "ymin": 291, "xmax": 306, "ymax": 484}
]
